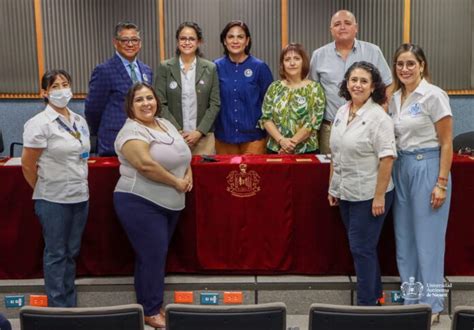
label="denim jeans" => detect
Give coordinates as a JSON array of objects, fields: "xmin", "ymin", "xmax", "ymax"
[
  {"xmin": 35, "ymin": 199, "xmax": 88, "ymax": 307},
  {"xmin": 339, "ymin": 190, "xmax": 394, "ymax": 305},
  {"xmin": 0, "ymin": 313, "xmax": 12, "ymax": 330}
]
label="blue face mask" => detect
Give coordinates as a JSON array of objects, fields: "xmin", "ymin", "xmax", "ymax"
[{"xmin": 49, "ymin": 88, "xmax": 73, "ymax": 108}]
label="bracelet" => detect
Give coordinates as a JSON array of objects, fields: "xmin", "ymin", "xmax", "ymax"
[
  {"xmin": 438, "ymin": 176, "xmax": 448, "ymax": 183},
  {"xmin": 277, "ymin": 137, "xmax": 283, "ymax": 145},
  {"xmin": 435, "ymin": 182, "xmax": 447, "ymax": 191}
]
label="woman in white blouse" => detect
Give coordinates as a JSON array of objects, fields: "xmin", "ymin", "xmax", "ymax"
[
  {"xmin": 389, "ymin": 43, "xmax": 453, "ymax": 324},
  {"xmin": 328, "ymin": 61, "xmax": 396, "ymax": 306},
  {"xmin": 113, "ymin": 82, "xmax": 192, "ymax": 329},
  {"xmin": 22, "ymin": 69, "xmax": 90, "ymax": 307}
]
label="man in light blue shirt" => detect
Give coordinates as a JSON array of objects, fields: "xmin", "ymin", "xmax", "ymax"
[{"xmin": 310, "ymin": 10, "xmax": 392, "ymax": 154}]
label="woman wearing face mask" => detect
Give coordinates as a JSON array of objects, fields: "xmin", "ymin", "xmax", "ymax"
[
  {"xmin": 156, "ymin": 21, "xmax": 220, "ymax": 155},
  {"xmin": 21, "ymin": 69, "xmax": 90, "ymax": 307}
]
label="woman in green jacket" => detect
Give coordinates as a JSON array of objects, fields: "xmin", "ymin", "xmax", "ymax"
[{"xmin": 156, "ymin": 21, "xmax": 220, "ymax": 155}]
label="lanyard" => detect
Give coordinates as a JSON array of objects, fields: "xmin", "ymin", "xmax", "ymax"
[{"xmin": 56, "ymin": 117, "xmax": 82, "ymax": 145}]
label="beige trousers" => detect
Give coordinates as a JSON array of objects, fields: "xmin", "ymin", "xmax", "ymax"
[
  {"xmin": 318, "ymin": 122, "xmax": 332, "ymax": 154},
  {"xmin": 191, "ymin": 133, "xmax": 216, "ymax": 155}
]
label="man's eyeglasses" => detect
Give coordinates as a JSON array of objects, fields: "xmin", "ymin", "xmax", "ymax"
[
  {"xmin": 178, "ymin": 36, "xmax": 197, "ymax": 43},
  {"xmin": 116, "ymin": 37, "xmax": 141, "ymax": 46}
]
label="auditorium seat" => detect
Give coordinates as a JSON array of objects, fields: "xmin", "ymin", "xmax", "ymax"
[
  {"xmin": 166, "ymin": 302, "xmax": 286, "ymax": 330},
  {"xmin": 453, "ymin": 131, "xmax": 474, "ymax": 153},
  {"xmin": 452, "ymin": 305, "xmax": 474, "ymax": 330},
  {"xmin": 9, "ymin": 142, "xmax": 23, "ymax": 157},
  {"xmin": 20, "ymin": 304, "xmax": 144, "ymax": 330},
  {"xmin": 308, "ymin": 303, "xmax": 431, "ymax": 330}
]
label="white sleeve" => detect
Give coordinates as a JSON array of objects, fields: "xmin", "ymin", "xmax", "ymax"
[
  {"xmin": 23, "ymin": 119, "xmax": 48, "ymax": 148},
  {"xmin": 374, "ymin": 116, "xmax": 397, "ymax": 159},
  {"xmin": 114, "ymin": 124, "xmax": 151, "ymax": 153},
  {"xmin": 429, "ymin": 90, "xmax": 452, "ymax": 123}
]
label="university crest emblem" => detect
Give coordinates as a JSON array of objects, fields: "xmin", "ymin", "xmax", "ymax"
[{"xmin": 226, "ymin": 164, "xmax": 261, "ymax": 197}]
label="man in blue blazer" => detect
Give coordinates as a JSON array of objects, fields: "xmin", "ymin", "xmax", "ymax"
[{"xmin": 85, "ymin": 22, "xmax": 153, "ymax": 156}]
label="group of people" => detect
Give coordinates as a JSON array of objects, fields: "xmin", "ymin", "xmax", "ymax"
[
  {"xmin": 85, "ymin": 20, "xmax": 327, "ymax": 158},
  {"xmin": 324, "ymin": 10, "xmax": 452, "ymax": 327},
  {"xmin": 19, "ymin": 9, "xmax": 452, "ymax": 329}
]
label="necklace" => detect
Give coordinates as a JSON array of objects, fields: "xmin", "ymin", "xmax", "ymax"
[
  {"xmin": 137, "ymin": 119, "xmax": 175, "ymax": 145},
  {"xmin": 347, "ymin": 105, "xmax": 359, "ymax": 124},
  {"xmin": 347, "ymin": 111, "xmax": 357, "ymax": 123},
  {"xmin": 402, "ymin": 83, "xmax": 419, "ymax": 105},
  {"xmin": 401, "ymin": 91, "xmax": 412, "ymax": 106},
  {"xmin": 284, "ymin": 78, "xmax": 305, "ymax": 89},
  {"xmin": 152, "ymin": 120, "xmax": 174, "ymax": 145}
]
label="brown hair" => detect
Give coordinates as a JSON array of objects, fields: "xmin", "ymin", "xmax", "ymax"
[
  {"xmin": 392, "ymin": 43, "xmax": 430, "ymax": 92},
  {"xmin": 124, "ymin": 82, "xmax": 161, "ymax": 119},
  {"xmin": 279, "ymin": 43, "xmax": 310, "ymax": 80}
]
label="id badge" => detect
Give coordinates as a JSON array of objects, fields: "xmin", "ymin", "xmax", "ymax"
[{"xmin": 80, "ymin": 146, "xmax": 90, "ymax": 160}]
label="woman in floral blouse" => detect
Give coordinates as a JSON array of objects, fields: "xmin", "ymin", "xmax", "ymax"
[{"xmin": 260, "ymin": 43, "xmax": 325, "ymax": 154}]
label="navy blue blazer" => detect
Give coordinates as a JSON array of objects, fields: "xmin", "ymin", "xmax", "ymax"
[{"xmin": 85, "ymin": 54, "xmax": 153, "ymax": 156}]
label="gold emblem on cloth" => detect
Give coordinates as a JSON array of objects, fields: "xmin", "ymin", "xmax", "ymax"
[{"xmin": 226, "ymin": 164, "xmax": 261, "ymax": 197}]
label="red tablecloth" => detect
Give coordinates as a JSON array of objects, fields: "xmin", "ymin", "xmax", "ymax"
[{"xmin": 0, "ymin": 154, "xmax": 473, "ymax": 279}]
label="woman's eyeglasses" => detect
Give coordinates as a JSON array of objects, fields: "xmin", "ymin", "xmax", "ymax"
[
  {"xmin": 179, "ymin": 36, "xmax": 197, "ymax": 43},
  {"xmin": 395, "ymin": 61, "xmax": 418, "ymax": 70}
]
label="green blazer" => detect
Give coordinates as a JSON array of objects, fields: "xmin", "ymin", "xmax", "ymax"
[{"xmin": 155, "ymin": 56, "xmax": 220, "ymax": 134}]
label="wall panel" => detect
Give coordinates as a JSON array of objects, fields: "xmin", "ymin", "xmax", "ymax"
[
  {"xmin": 0, "ymin": 0, "xmax": 472, "ymax": 94},
  {"xmin": 164, "ymin": 0, "xmax": 280, "ymax": 75},
  {"xmin": 288, "ymin": 0, "xmax": 403, "ymax": 73},
  {"xmin": 0, "ymin": 0, "xmax": 39, "ymax": 93},
  {"xmin": 219, "ymin": 0, "xmax": 281, "ymax": 76},
  {"xmin": 42, "ymin": 0, "xmax": 160, "ymax": 93},
  {"xmin": 411, "ymin": 0, "xmax": 473, "ymax": 89},
  {"xmin": 164, "ymin": 0, "xmax": 221, "ymax": 60}
]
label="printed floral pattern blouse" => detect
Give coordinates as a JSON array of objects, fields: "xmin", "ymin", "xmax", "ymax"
[{"xmin": 260, "ymin": 80, "xmax": 325, "ymax": 153}]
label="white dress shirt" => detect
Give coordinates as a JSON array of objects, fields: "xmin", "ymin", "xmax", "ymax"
[
  {"xmin": 23, "ymin": 105, "xmax": 90, "ymax": 203},
  {"xmin": 389, "ymin": 79, "xmax": 452, "ymax": 151},
  {"xmin": 329, "ymin": 98, "xmax": 396, "ymax": 201},
  {"xmin": 180, "ymin": 56, "xmax": 198, "ymax": 132}
]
